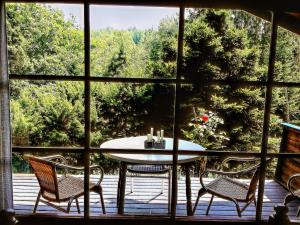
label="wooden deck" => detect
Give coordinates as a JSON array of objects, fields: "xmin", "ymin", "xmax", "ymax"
[{"xmin": 13, "ymin": 174, "xmax": 300, "ymax": 221}]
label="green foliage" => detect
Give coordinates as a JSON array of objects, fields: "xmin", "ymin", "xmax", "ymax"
[
  {"xmin": 178, "ymin": 10, "xmax": 264, "ymax": 151},
  {"xmin": 11, "ymin": 82, "xmax": 85, "ymax": 146},
  {"xmin": 183, "ymin": 109, "xmax": 229, "ymax": 149},
  {"xmin": 90, "ymin": 83, "xmax": 153, "ymax": 146},
  {"xmin": 6, "ymin": 3, "xmax": 84, "ymax": 76},
  {"xmin": 90, "ymin": 29, "xmax": 149, "ymax": 77},
  {"xmin": 106, "ymin": 44, "xmax": 127, "ymax": 76},
  {"xmin": 7, "ymin": 4, "xmax": 300, "ymax": 178},
  {"xmin": 144, "ymin": 17, "xmax": 178, "ymax": 78}
]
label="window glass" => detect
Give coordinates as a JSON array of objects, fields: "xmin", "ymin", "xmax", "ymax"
[
  {"xmin": 183, "ymin": 9, "xmax": 271, "ymax": 82},
  {"xmin": 7, "ymin": 3, "xmax": 300, "ymax": 222},
  {"xmin": 191, "ymin": 156, "xmax": 258, "ymax": 220},
  {"xmin": 13, "ymin": 152, "xmax": 85, "ymax": 215},
  {"xmin": 90, "ymin": 82, "xmax": 175, "ymax": 148},
  {"xmin": 6, "ymin": 3, "xmax": 84, "ymax": 76},
  {"xmin": 180, "ymin": 84, "xmax": 265, "ymax": 152},
  {"xmin": 263, "ymin": 159, "xmax": 299, "ymax": 221},
  {"xmin": 268, "ymin": 87, "xmax": 300, "ymax": 153},
  {"xmin": 90, "ymin": 6, "xmax": 179, "ymax": 78},
  {"xmin": 10, "ymin": 80, "xmax": 85, "ymax": 147},
  {"xmin": 274, "ymin": 27, "xmax": 300, "ymax": 82}
]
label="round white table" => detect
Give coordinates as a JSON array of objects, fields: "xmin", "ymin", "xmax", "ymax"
[
  {"xmin": 100, "ymin": 136, "xmax": 205, "ymax": 215},
  {"xmin": 101, "ymin": 136, "xmax": 205, "ymax": 164}
]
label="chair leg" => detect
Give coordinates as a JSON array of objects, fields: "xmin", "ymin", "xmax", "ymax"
[
  {"xmin": 241, "ymin": 201, "xmax": 252, "ymax": 213},
  {"xmin": 161, "ymin": 179, "xmax": 164, "ymax": 194},
  {"xmin": 75, "ymin": 198, "xmax": 80, "ymax": 214},
  {"xmin": 253, "ymin": 197, "xmax": 257, "ymax": 208},
  {"xmin": 192, "ymin": 188, "xmax": 206, "ymax": 215},
  {"xmin": 233, "ymin": 200, "xmax": 242, "ymax": 217},
  {"xmin": 168, "ymin": 169, "xmax": 172, "ymax": 213},
  {"xmin": 33, "ymin": 190, "xmax": 42, "ymax": 213},
  {"xmin": 297, "ymin": 207, "xmax": 300, "ymax": 217},
  {"xmin": 99, "ymin": 186, "xmax": 106, "ymax": 214},
  {"xmin": 67, "ymin": 198, "xmax": 74, "ymax": 213},
  {"xmin": 130, "ymin": 176, "xmax": 134, "ymax": 193},
  {"xmin": 206, "ymin": 195, "xmax": 214, "ymax": 215}
]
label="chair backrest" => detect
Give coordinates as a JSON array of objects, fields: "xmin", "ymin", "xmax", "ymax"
[
  {"xmin": 25, "ymin": 155, "xmax": 59, "ymax": 200},
  {"xmin": 246, "ymin": 165, "xmax": 260, "ymax": 200}
]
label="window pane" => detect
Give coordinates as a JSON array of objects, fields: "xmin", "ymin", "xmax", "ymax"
[
  {"xmin": 191, "ymin": 156, "xmax": 257, "ymax": 220},
  {"xmin": 6, "ymin": 3, "xmax": 84, "ymax": 76},
  {"xmin": 90, "ymin": 82, "xmax": 175, "ymax": 148},
  {"xmin": 13, "ymin": 152, "xmax": 85, "ymax": 215},
  {"xmin": 90, "ymin": 82, "xmax": 175, "ymax": 216},
  {"xmin": 274, "ymin": 27, "xmax": 300, "ymax": 82},
  {"xmin": 179, "ymin": 84, "xmax": 265, "ymax": 152},
  {"xmin": 268, "ymin": 87, "xmax": 300, "ymax": 153},
  {"xmin": 90, "ymin": 6, "xmax": 179, "ymax": 78},
  {"xmin": 10, "ymin": 80, "xmax": 84, "ymax": 147},
  {"xmin": 263, "ymin": 159, "xmax": 299, "ymax": 221},
  {"xmin": 183, "ymin": 9, "xmax": 271, "ymax": 81}
]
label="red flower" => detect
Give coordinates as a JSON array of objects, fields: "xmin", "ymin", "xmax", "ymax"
[{"xmin": 201, "ymin": 114, "xmax": 209, "ymax": 122}]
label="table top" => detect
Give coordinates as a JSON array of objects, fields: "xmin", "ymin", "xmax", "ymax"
[{"xmin": 100, "ymin": 136, "xmax": 205, "ymax": 165}]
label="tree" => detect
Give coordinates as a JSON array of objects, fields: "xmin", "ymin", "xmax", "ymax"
[
  {"xmin": 144, "ymin": 17, "xmax": 178, "ymax": 78},
  {"xmin": 7, "ymin": 4, "xmax": 300, "ymax": 174},
  {"xmin": 11, "ymin": 82, "xmax": 84, "ymax": 146},
  {"xmin": 106, "ymin": 44, "xmax": 127, "ymax": 76},
  {"xmin": 181, "ymin": 9, "xmax": 264, "ymax": 151},
  {"xmin": 6, "ymin": 3, "xmax": 84, "ymax": 76},
  {"xmin": 90, "ymin": 29, "xmax": 148, "ymax": 77}
]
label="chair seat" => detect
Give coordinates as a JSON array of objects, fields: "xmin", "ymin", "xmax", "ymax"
[
  {"xmin": 127, "ymin": 165, "xmax": 169, "ymax": 174},
  {"xmin": 206, "ymin": 177, "xmax": 249, "ymax": 201},
  {"xmin": 43, "ymin": 175, "xmax": 96, "ymax": 201}
]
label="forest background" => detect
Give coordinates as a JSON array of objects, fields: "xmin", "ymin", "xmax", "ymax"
[{"xmin": 7, "ymin": 4, "xmax": 300, "ymax": 176}]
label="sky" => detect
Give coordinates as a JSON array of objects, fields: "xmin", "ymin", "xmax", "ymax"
[{"xmin": 49, "ymin": 4, "xmax": 178, "ymax": 30}]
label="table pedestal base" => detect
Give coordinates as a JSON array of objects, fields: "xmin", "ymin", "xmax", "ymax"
[{"xmin": 116, "ymin": 162, "xmax": 193, "ymax": 216}]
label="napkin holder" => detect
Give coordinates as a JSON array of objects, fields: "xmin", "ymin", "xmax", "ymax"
[
  {"xmin": 154, "ymin": 140, "xmax": 166, "ymax": 149},
  {"xmin": 144, "ymin": 139, "xmax": 154, "ymax": 149}
]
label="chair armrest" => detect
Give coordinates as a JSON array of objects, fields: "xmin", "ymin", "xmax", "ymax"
[
  {"xmin": 222, "ymin": 157, "xmax": 259, "ymax": 164},
  {"xmin": 54, "ymin": 163, "xmax": 101, "ymax": 171},
  {"xmin": 287, "ymin": 173, "xmax": 300, "ymax": 196},
  {"xmin": 93, "ymin": 166, "xmax": 104, "ymax": 185},
  {"xmin": 221, "ymin": 157, "xmax": 259, "ymax": 170},
  {"xmin": 221, "ymin": 157, "xmax": 269, "ymax": 175},
  {"xmin": 205, "ymin": 165, "xmax": 259, "ymax": 176},
  {"xmin": 205, "ymin": 169, "xmax": 234, "ymax": 175},
  {"xmin": 54, "ymin": 163, "xmax": 84, "ymax": 171},
  {"xmin": 40, "ymin": 155, "xmax": 68, "ymax": 164},
  {"xmin": 54, "ymin": 163, "xmax": 104, "ymax": 184}
]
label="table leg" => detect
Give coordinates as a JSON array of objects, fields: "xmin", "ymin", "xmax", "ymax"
[
  {"xmin": 168, "ymin": 167, "xmax": 172, "ymax": 214},
  {"xmin": 117, "ymin": 162, "xmax": 127, "ymax": 214},
  {"xmin": 117, "ymin": 163, "xmax": 121, "ymax": 208},
  {"xmin": 184, "ymin": 163, "xmax": 192, "ymax": 216}
]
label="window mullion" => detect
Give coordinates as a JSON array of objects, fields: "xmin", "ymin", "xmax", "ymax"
[
  {"xmin": 83, "ymin": 1, "xmax": 91, "ymax": 220},
  {"xmin": 256, "ymin": 11, "xmax": 278, "ymax": 222},
  {"xmin": 0, "ymin": 0, "xmax": 14, "ymax": 214},
  {"xmin": 171, "ymin": 5, "xmax": 185, "ymax": 220}
]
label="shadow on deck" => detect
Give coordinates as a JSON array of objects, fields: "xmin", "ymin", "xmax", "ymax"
[{"xmin": 13, "ymin": 174, "xmax": 300, "ymax": 221}]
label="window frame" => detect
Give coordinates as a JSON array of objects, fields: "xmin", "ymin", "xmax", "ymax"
[{"xmin": 4, "ymin": 1, "xmax": 300, "ymax": 223}]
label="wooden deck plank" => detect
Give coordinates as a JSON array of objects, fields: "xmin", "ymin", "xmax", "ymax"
[{"xmin": 12, "ymin": 174, "xmax": 300, "ymax": 221}]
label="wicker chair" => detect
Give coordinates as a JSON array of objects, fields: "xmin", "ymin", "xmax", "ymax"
[
  {"xmin": 127, "ymin": 165, "xmax": 171, "ymax": 193},
  {"xmin": 127, "ymin": 165, "xmax": 171, "ymax": 211},
  {"xmin": 25, "ymin": 155, "xmax": 106, "ymax": 214},
  {"xmin": 193, "ymin": 157, "xmax": 262, "ymax": 217},
  {"xmin": 284, "ymin": 173, "xmax": 300, "ymax": 217}
]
